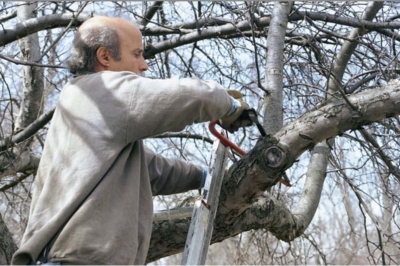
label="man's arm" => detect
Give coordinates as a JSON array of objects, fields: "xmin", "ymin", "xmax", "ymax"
[
  {"xmin": 145, "ymin": 147, "xmax": 205, "ymax": 196},
  {"xmin": 122, "ymin": 73, "xmax": 234, "ymax": 141}
]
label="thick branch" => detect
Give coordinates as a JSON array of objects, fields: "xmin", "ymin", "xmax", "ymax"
[
  {"xmin": 147, "ymin": 196, "xmax": 291, "ymax": 263},
  {"xmin": 327, "ymin": 1, "xmax": 384, "ymax": 94},
  {"xmin": 15, "ymin": 2, "xmax": 45, "ymax": 132},
  {"xmin": 276, "ymin": 79, "xmax": 400, "ymax": 160},
  {"xmin": 143, "ymin": 17, "xmax": 271, "ymax": 58},
  {"xmin": 264, "ymin": 2, "xmax": 293, "ymax": 134},
  {"xmin": 291, "ymin": 143, "xmax": 329, "ymax": 234},
  {"xmin": 0, "ymin": 13, "xmax": 91, "ymax": 46}
]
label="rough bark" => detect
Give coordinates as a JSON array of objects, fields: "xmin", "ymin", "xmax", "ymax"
[
  {"xmin": 15, "ymin": 2, "xmax": 44, "ymax": 132},
  {"xmin": 276, "ymin": 80, "xmax": 400, "ymax": 159}
]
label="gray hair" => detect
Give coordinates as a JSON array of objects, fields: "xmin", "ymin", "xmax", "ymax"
[{"xmin": 68, "ymin": 25, "xmax": 121, "ymax": 75}]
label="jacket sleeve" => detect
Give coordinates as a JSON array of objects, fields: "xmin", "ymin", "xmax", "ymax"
[
  {"xmin": 145, "ymin": 147, "xmax": 203, "ymax": 195},
  {"xmin": 121, "ymin": 72, "xmax": 233, "ymax": 142}
]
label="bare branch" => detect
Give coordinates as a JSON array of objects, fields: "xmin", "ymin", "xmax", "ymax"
[
  {"xmin": 0, "ymin": 12, "xmax": 91, "ymax": 46},
  {"xmin": 292, "ymin": 9, "xmax": 400, "ymax": 31},
  {"xmin": 0, "ymin": 108, "xmax": 55, "ymax": 152},
  {"xmin": 141, "ymin": 1, "xmax": 163, "ymax": 27},
  {"xmin": 151, "ymin": 132, "xmax": 213, "ymax": 145},
  {"xmin": 0, "ymin": 9, "xmax": 17, "ymax": 23},
  {"xmin": 359, "ymin": 128, "xmax": 400, "ymax": 182},
  {"xmin": 0, "ymin": 53, "xmax": 67, "ymax": 69}
]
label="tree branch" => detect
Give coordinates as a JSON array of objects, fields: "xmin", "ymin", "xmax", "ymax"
[
  {"xmin": 291, "ymin": 142, "xmax": 329, "ymax": 234},
  {"xmin": 0, "ymin": 13, "xmax": 91, "ymax": 46},
  {"xmin": 0, "ymin": 9, "xmax": 17, "ymax": 23},
  {"xmin": 264, "ymin": 1, "xmax": 293, "ymax": 133},
  {"xmin": 151, "ymin": 132, "xmax": 213, "ymax": 145},
  {"xmin": 0, "ymin": 107, "xmax": 55, "ymax": 152},
  {"xmin": 0, "ymin": 53, "xmax": 67, "ymax": 69},
  {"xmin": 292, "ymin": 9, "xmax": 400, "ymax": 31},
  {"xmin": 140, "ymin": 1, "xmax": 163, "ymax": 26},
  {"xmin": 359, "ymin": 128, "xmax": 400, "ymax": 183},
  {"xmin": 277, "ymin": 79, "xmax": 400, "ymax": 160}
]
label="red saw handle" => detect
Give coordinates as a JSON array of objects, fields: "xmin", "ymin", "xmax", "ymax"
[
  {"xmin": 208, "ymin": 120, "xmax": 246, "ymax": 157},
  {"xmin": 208, "ymin": 120, "xmax": 292, "ymax": 187}
]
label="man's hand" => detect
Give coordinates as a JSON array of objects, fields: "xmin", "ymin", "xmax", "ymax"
[{"xmin": 219, "ymin": 90, "xmax": 252, "ymax": 133}]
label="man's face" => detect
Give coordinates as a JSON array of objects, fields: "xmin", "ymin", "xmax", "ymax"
[{"xmin": 108, "ymin": 24, "xmax": 148, "ymax": 75}]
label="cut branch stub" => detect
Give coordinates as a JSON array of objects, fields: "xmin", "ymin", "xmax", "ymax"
[{"xmin": 263, "ymin": 146, "xmax": 286, "ymax": 169}]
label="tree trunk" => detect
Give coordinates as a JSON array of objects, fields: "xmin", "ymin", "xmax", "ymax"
[
  {"xmin": 0, "ymin": 2, "xmax": 46, "ymax": 263},
  {"xmin": 15, "ymin": 1, "xmax": 44, "ymax": 132}
]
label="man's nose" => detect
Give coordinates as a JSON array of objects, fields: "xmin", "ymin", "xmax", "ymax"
[{"xmin": 140, "ymin": 58, "xmax": 148, "ymax": 72}]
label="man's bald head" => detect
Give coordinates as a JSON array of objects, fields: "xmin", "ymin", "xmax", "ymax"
[
  {"xmin": 68, "ymin": 16, "xmax": 146, "ymax": 75},
  {"xmin": 79, "ymin": 16, "xmax": 140, "ymax": 33}
]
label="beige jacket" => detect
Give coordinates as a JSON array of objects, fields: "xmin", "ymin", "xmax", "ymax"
[{"xmin": 12, "ymin": 71, "xmax": 232, "ymax": 265}]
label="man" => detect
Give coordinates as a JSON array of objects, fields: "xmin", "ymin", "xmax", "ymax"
[{"xmin": 12, "ymin": 16, "xmax": 249, "ymax": 265}]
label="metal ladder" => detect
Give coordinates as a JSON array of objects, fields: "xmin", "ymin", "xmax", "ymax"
[
  {"xmin": 181, "ymin": 136, "xmax": 229, "ymax": 265},
  {"xmin": 153, "ymin": 125, "xmax": 229, "ymax": 265}
]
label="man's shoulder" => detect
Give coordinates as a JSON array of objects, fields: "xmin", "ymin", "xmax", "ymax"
[
  {"xmin": 100, "ymin": 70, "xmax": 141, "ymax": 79},
  {"xmin": 72, "ymin": 71, "xmax": 141, "ymax": 82}
]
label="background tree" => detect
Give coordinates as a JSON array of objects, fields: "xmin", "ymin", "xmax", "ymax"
[{"xmin": 1, "ymin": 1, "xmax": 399, "ymax": 264}]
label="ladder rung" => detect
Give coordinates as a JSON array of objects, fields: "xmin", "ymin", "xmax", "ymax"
[{"xmin": 153, "ymin": 206, "xmax": 194, "ymax": 222}]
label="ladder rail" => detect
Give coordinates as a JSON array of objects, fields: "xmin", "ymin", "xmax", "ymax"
[{"xmin": 181, "ymin": 138, "xmax": 229, "ymax": 265}]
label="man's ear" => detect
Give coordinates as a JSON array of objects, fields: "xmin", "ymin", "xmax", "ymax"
[{"xmin": 96, "ymin": 47, "xmax": 111, "ymax": 69}]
